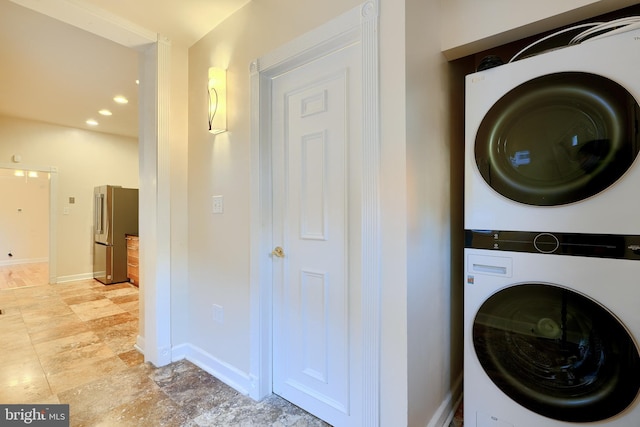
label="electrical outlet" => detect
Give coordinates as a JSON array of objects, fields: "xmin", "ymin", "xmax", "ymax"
[
  {"xmin": 213, "ymin": 304, "xmax": 224, "ymax": 324},
  {"xmin": 212, "ymin": 195, "xmax": 224, "ymax": 214}
]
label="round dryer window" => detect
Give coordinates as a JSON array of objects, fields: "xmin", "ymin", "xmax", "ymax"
[
  {"xmin": 475, "ymin": 72, "xmax": 640, "ymax": 206},
  {"xmin": 473, "ymin": 284, "xmax": 640, "ymax": 422}
]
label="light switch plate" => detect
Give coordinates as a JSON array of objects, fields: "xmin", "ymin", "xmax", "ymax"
[{"xmin": 212, "ymin": 195, "xmax": 224, "ymax": 214}]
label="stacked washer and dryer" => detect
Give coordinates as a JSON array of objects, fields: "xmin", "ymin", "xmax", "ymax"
[{"xmin": 464, "ymin": 20, "xmax": 640, "ymax": 427}]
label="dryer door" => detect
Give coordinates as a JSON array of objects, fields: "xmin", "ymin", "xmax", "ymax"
[
  {"xmin": 473, "ymin": 283, "xmax": 640, "ymax": 422},
  {"xmin": 475, "ymin": 72, "xmax": 640, "ymax": 206}
]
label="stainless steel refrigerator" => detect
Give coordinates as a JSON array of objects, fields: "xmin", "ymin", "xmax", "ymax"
[{"xmin": 93, "ymin": 185, "xmax": 139, "ymax": 284}]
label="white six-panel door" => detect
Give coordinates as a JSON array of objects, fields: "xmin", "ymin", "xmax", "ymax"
[{"xmin": 271, "ymin": 43, "xmax": 361, "ymax": 426}]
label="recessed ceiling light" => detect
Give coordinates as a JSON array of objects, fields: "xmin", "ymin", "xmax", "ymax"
[
  {"xmin": 113, "ymin": 95, "xmax": 128, "ymax": 104},
  {"xmin": 86, "ymin": 119, "xmax": 99, "ymax": 126},
  {"xmin": 98, "ymin": 109, "xmax": 112, "ymax": 116},
  {"xmin": 135, "ymin": 80, "xmax": 140, "ymax": 85}
]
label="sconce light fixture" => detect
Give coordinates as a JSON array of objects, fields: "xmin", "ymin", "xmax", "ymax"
[{"xmin": 208, "ymin": 67, "xmax": 227, "ymax": 134}]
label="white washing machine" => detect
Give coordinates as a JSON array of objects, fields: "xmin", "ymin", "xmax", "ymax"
[
  {"xmin": 465, "ymin": 25, "xmax": 640, "ymax": 234},
  {"xmin": 464, "ymin": 240, "xmax": 640, "ymax": 427}
]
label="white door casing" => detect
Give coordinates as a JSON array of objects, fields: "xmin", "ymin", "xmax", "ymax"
[
  {"xmin": 271, "ymin": 45, "xmax": 358, "ymax": 426},
  {"xmin": 249, "ymin": 1, "xmax": 381, "ymax": 425}
]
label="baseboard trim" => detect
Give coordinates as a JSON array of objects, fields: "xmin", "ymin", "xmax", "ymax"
[
  {"xmin": 0, "ymin": 257, "xmax": 48, "ymax": 266},
  {"xmin": 56, "ymin": 272, "xmax": 94, "ymax": 283},
  {"xmin": 135, "ymin": 335, "xmax": 145, "ymax": 356},
  {"xmin": 427, "ymin": 374, "xmax": 463, "ymax": 427},
  {"xmin": 172, "ymin": 343, "xmax": 252, "ymax": 397}
]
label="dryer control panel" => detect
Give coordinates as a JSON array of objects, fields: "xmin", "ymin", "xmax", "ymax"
[{"xmin": 465, "ymin": 229, "xmax": 640, "ymax": 260}]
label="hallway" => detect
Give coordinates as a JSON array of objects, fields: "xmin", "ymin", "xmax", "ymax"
[{"xmin": 0, "ymin": 278, "xmax": 328, "ymax": 426}]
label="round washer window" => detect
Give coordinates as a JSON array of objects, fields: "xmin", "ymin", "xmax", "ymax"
[
  {"xmin": 473, "ymin": 284, "xmax": 640, "ymax": 422},
  {"xmin": 475, "ymin": 72, "xmax": 640, "ymax": 206}
]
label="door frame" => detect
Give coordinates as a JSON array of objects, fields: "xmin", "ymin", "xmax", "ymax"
[{"xmin": 249, "ymin": 1, "xmax": 381, "ymax": 423}]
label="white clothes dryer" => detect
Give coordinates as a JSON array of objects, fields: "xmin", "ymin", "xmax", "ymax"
[
  {"xmin": 465, "ymin": 25, "xmax": 640, "ymax": 234},
  {"xmin": 464, "ymin": 242, "xmax": 640, "ymax": 427}
]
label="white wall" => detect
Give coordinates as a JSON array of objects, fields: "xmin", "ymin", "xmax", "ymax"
[
  {"xmin": 0, "ymin": 115, "xmax": 138, "ymax": 281},
  {"xmin": 441, "ymin": 0, "xmax": 640, "ymax": 59}
]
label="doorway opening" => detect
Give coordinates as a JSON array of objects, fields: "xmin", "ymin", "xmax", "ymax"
[
  {"xmin": 8, "ymin": 0, "xmax": 171, "ymax": 367},
  {"xmin": 0, "ymin": 165, "xmax": 57, "ymax": 289}
]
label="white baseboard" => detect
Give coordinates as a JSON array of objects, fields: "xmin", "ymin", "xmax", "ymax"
[
  {"xmin": 135, "ymin": 335, "xmax": 145, "ymax": 355},
  {"xmin": 56, "ymin": 272, "xmax": 94, "ymax": 283},
  {"xmin": 171, "ymin": 343, "xmax": 189, "ymax": 361},
  {"xmin": 0, "ymin": 257, "xmax": 48, "ymax": 266},
  {"xmin": 427, "ymin": 374, "xmax": 463, "ymax": 427},
  {"xmin": 172, "ymin": 343, "xmax": 252, "ymax": 397}
]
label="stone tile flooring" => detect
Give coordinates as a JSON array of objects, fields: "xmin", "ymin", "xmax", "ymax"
[
  {"xmin": 0, "ymin": 279, "xmax": 329, "ymax": 426},
  {"xmin": 0, "ymin": 261, "xmax": 49, "ymax": 289}
]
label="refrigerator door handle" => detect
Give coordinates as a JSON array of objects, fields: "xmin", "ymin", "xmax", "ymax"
[
  {"xmin": 95, "ymin": 193, "xmax": 104, "ymax": 234},
  {"xmin": 103, "ymin": 192, "xmax": 110, "ymax": 243}
]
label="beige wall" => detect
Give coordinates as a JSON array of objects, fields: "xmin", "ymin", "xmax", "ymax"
[
  {"xmin": 168, "ymin": 42, "xmax": 191, "ymax": 350},
  {"xmin": 379, "ymin": 0, "xmax": 409, "ymax": 424},
  {"xmin": 0, "ymin": 115, "xmax": 138, "ymax": 281},
  {"xmin": 405, "ymin": 0, "xmax": 467, "ymax": 423},
  {"xmin": 0, "ymin": 169, "xmax": 49, "ymax": 264},
  {"xmin": 187, "ymin": 0, "xmax": 362, "ymax": 374},
  {"xmin": 441, "ymin": 0, "xmax": 640, "ymax": 59}
]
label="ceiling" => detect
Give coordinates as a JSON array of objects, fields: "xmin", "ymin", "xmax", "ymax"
[{"xmin": 0, "ymin": 0, "xmax": 249, "ymax": 138}]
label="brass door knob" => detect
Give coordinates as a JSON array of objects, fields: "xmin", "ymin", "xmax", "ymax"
[{"xmin": 271, "ymin": 246, "xmax": 285, "ymax": 258}]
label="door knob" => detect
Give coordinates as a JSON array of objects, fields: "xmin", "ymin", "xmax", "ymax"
[{"xmin": 271, "ymin": 246, "xmax": 285, "ymax": 258}]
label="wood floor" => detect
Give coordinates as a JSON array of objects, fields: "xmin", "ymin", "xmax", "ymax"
[{"xmin": 0, "ymin": 262, "xmax": 49, "ymax": 290}]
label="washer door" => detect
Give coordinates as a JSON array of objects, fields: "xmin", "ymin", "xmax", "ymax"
[
  {"xmin": 475, "ymin": 72, "xmax": 640, "ymax": 206},
  {"xmin": 473, "ymin": 284, "xmax": 640, "ymax": 422}
]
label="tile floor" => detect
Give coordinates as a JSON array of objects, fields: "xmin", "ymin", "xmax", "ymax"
[
  {"xmin": 0, "ymin": 278, "xmax": 328, "ymax": 426},
  {"xmin": 0, "ymin": 261, "xmax": 49, "ymax": 290},
  {"xmin": 0, "ymin": 274, "xmax": 464, "ymax": 426}
]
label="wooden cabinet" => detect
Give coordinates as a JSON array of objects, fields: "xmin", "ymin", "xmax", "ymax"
[{"xmin": 125, "ymin": 235, "xmax": 139, "ymax": 287}]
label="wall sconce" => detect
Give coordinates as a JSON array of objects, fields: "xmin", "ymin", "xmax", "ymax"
[{"xmin": 208, "ymin": 67, "xmax": 227, "ymax": 134}]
